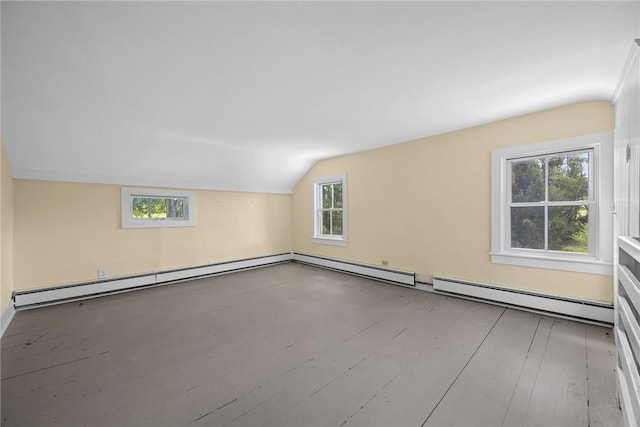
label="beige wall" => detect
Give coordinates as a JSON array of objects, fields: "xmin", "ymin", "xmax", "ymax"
[
  {"xmin": 1, "ymin": 140, "xmax": 14, "ymax": 309},
  {"xmin": 5, "ymin": 100, "xmax": 616, "ymax": 302},
  {"xmin": 13, "ymin": 180, "xmax": 292, "ymax": 290},
  {"xmin": 293, "ymin": 101, "xmax": 615, "ymax": 302}
]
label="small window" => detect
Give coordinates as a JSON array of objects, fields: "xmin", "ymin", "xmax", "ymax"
[
  {"xmin": 312, "ymin": 174, "xmax": 347, "ymax": 246},
  {"xmin": 491, "ymin": 132, "xmax": 613, "ymax": 275},
  {"xmin": 121, "ymin": 187, "xmax": 195, "ymax": 229}
]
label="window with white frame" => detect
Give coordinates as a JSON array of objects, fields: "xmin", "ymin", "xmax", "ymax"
[
  {"xmin": 312, "ymin": 174, "xmax": 347, "ymax": 246},
  {"xmin": 121, "ymin": 187, "xmax": 195, "ymax": 229},
  {"xmin": 491, "ymin": 132, "xmax": 613, "ymax": 275}
]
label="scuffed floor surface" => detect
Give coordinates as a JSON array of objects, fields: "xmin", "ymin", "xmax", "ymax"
[{"xmin": 1, "ymin": 263, "xmax": 621, "ymax": 426}]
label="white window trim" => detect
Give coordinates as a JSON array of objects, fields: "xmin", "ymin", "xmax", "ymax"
[
  {"xmin": 121, "ymin": 187, "xmax": 196, "ymax": 229},
  {"xmin": 311, "ymin": 174, "xmax": 348, "ymax": 246},
  {"xmin": 491, "ymin": 132, "xmax": 613, "ymax": 275}
]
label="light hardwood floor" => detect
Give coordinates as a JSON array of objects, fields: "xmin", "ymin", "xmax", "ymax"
[{"xmin": 1, "ymin": 263, "xmax": 621, "ymax": 426}]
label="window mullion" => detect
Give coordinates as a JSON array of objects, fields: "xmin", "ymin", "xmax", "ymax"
[
  {"xmin": 547, "ymin": 200, "xmax": 592, "ymax": 207},
  {"xmin": 317, "ymin": 185, "xmax": 321, "ymax": 235},
  {"xmin": 544, "ymin": 158, "xmax": 549, "ymax": 252},
  {"xmin": 506, "ymin": 160, "xmax": 512, "ymax": 250},
  {"xmin": 318, "ymin": 187, "xmax": 322, "ymax": 235},
  {"xmin": 544, "ymin": 205, "xmax": 549, "ymax": 252},
  {"xmin": 511, "ymin": 202, "xmax": 545, "ymax": 207},
  {"xmin": 334, "ymin": 183, "xmax": 338, "ymax": 209}
]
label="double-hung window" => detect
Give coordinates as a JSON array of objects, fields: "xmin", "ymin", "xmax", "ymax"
[
  {"xmin": 312, "ymin": 174, "xmax": 347, "ymax": 246},
  {"xmin": 509, "ymin": 149, "xmax": 594, "ymax": 254},
  {"xmin": 491, "ymin": 132, "xmax": 612, "ymax": 275}
]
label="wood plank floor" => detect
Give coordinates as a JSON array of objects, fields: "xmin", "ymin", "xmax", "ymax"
[{"xmin": 1, "ymin": 263, "xmax": 621, "ymax": 426}]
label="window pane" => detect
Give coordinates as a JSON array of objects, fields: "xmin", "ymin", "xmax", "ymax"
[
  {"xmin": 511, "ymin": 206, "xmax": 544, "ymax": 249},
  {"xmin": 333, "ymin": 183, "xmax": 343, "ymax": 208},
  {"xmin": 132, "ymin": 197, "xmax": 150, "ymax": 219},
  {"xmin": 331, "ymin": 210, "xmax": 343, "ymax": 236},
  {"xmin": 548, "ymin": 152, "xmax": 589, "ymax": 202},
  {"xmin": 322, "ymin": 211, "xmax": 331, "ymax": 235},
  {"xmin": 166, "ymin": 198, "xmax": 186, "ymax": 219},
  {"xmin": 511, "ymin": 159, "xmax": 545, "ymax": 203},
  {"xmin": 549, "ymin": 205, "xmax": 588, "ymax": 253},
  {"xmin": 322, "ymin": 185, "xmax": 332, "ymax": 209},
  {"xmin": 149, "ymin": 198, "xmax": 167, "ymax": 219},
  {"xmin": 123, "ymin": 188, "xmax": 194, "ymax": 229}
]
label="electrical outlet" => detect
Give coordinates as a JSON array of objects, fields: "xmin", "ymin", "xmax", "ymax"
[
  {"xmin": 98, "ymin": 267, "xmax": 108, "ymax": 279},
  {"xmin": 381, "ymin": 260, "xmax": 389, "ymax": 267}
]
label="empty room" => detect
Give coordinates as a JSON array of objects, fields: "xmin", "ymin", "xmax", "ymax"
[{"xmin": 1, "ymin": 1, "xmax": 640, "ymax": 426}]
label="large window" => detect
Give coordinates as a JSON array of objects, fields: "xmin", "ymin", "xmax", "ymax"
[
  {"xmin": 509, "ymin": 150, "xmax": 593, "ymax": 254},
  {"xmin": 121, "ymin": 187, "xmax": 195, "ymax": 229},
  {"xmin": 312, "ymin": 174, "xmax": 347, "ymax": 246},
  {"xmin": 491, "ymin": 133, "xmax": 613, "ymax": 275}
]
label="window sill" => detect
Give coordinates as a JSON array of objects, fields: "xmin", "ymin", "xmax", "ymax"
[
  {"xmin": 312, "ymin": 237, "xmax": 348, "ymax": 247},
  {"xmin": 490, "ymin": 252, "xmax": 612, "ymax": 276},
  {"xmin": 122, "ymin": 220, "xmax": 195, "ymax": 229}
]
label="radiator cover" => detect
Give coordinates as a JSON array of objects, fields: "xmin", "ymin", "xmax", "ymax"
[{"xmin": 433, "ymin": 276, "xmax": 613, "ymax": 325}]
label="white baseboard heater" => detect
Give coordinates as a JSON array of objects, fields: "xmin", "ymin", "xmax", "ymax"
[
  {"xmin": 616, "ymin": 237, "xmax": 640, "ymax": 427},
  {"xmin": 433, "ymin": 276, "xmax": 614, "ymax": 325},
  {"xmin": 292, "ymin": 252, "xmax": 415, "ymax": 287},
  {"xmin": 12, "ymin": 253, "xmax": 292, "ymax": 309}
]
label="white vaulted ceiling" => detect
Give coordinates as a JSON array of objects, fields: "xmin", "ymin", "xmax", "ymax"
[{"xmin": 2, "ymin": 1, "xmax": 638, "ymax": 193}]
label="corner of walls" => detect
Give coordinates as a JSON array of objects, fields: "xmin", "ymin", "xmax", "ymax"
[
  {"xmin": 12, "ymin": 181, "xmax": 293, "ymax": 291},
  {"xmin": 292, "ymin": 100, "xmax": 615, "ymax": 303},
  {"xmin": 1, "ymin": 137, "xmax": 15, "ymax": 320}
]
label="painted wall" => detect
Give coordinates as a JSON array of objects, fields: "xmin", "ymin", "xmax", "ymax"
[
  {"xmin": 13, "ymin": 181, "xmax": 292, "ymax": 290},
  {"xmin": 1, "ymin": 140, "xmax": 14, "ymax": 310},
  {"xmin": 292, "ymin": 101, "xmax": 615, "ymax": 302}
]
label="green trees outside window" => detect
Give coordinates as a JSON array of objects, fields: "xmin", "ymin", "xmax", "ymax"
[
  {"xmin": 510, "ymin": 151, "xmax": 591, "ymax": 253},
  {"xmin": 132, "ymin": 197, "xmax": 187, "ymax": 220},
  {"xmin": 320, "ymin": 182, "xmax": 343, "ymax": 236}
]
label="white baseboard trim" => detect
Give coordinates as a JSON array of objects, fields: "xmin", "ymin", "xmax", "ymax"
[
  {"xmin": 291, "ymin": 254, "xmax": 611, "ymax": 325},
  {"xmin": 10, "ymin": 251, "xmax": 614, "ymax": 328},
  {"xmin": 292, "ymin": 252, "xmax": 415, "ymax": 286},
  {"xmin": 156, "ymin": 253, "xmax": 292, "ymax": 283},
  {"xmin": 1, "ymin": 301, "xmax": 16, "ymax": 337},
  {"xmin": 433, "ymin": 276, "xmax": 613, "ymax": 325},
  {"xmin": 13, "ymin": 253, "xmax": 293, "ymax": 309}
]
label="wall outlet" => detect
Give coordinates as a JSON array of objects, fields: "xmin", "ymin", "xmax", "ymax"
[
  {"xmin": 381, "ymin": 260, "xmax": 389, "ymax": 267},
  {"xmin": 98, "ymin": 267, "xmax": 108, "ymax": 279}
]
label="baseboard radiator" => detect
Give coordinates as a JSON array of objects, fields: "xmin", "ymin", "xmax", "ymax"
[
  {"xmin": 292, "ymin": 252, "xmax": 415, "ymax": 287},
  {"xmin": 12, "ymin": 253, "xmax": 292, "ymax": 309},
  {"xmin": 616, "ymin": 237, "xmax": 640, "ymax": 427},
  {"xmin": 433, "ymin": 276, "xmax": 614, "ymax": 325}
]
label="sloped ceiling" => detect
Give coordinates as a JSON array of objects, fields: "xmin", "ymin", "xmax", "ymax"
[{"xmin": 2, "ymin": 1, "xmax": 638, "ymax": 193}]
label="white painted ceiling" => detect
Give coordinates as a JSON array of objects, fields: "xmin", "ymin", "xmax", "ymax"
[{"xmin": 2, "ymin": 1, "xmax": 639, "ymax": 193}]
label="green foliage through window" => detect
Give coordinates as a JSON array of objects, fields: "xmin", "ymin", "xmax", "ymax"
[
  {"xmin": 510, "ymin": 150, "xmax": 591, "ymax": 254},
  {"xmin": 132, "ymin": 197, "xmax": 187, "ymax": 220},
  {"xmin": 319, "ymin": 182, "xmax": 343, "ymax": 236}
]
